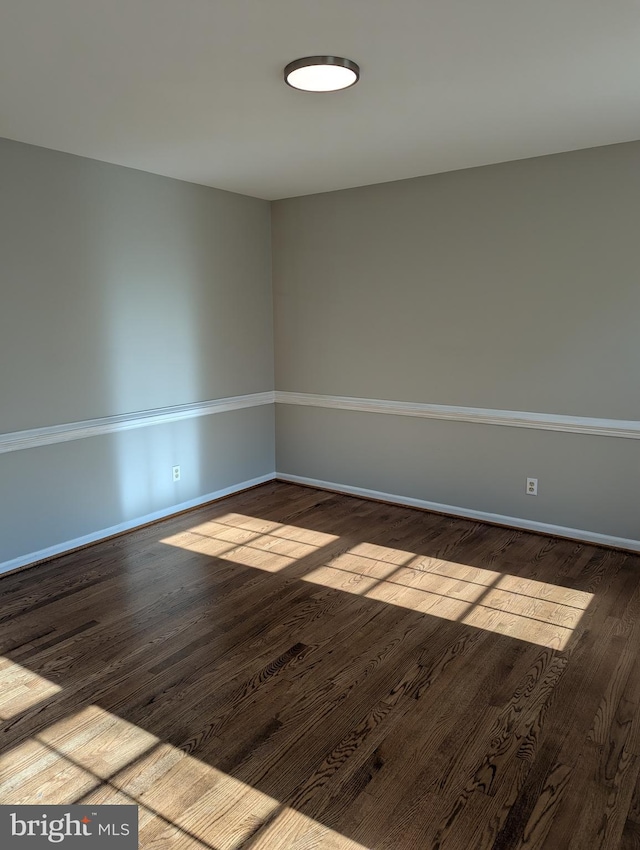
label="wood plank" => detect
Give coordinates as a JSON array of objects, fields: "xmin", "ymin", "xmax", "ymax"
[{"xmin": 1, "ymin": 481, "xmax": 639, "ymax": 850}]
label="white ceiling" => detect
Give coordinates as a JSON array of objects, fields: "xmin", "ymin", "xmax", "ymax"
[{"xmin": 2, "ymin": 0, "xmax": 640, "ymax": 200}]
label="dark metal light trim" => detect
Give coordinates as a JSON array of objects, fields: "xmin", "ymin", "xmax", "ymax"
[{"xmin": 284, "ymin": 56, "xmax": 360, "ymax": 91}]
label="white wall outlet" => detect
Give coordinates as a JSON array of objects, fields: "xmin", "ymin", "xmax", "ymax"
[
  {"xmin": 526, "ymin": 477, "xmax": 538, "ymax": 496},
  {"xmin": 172, "ymin": 465, "xmax": 181, "ymax": 482}
]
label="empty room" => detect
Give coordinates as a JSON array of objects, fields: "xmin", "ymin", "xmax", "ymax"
[{"xmin": 1, "ymin": 2, "xmax": 639, "ymax": 848}]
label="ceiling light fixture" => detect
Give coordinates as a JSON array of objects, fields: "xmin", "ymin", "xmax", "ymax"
[{"xmin": 284, "ymin": 56, "xmax": 360, "ymax": 92}]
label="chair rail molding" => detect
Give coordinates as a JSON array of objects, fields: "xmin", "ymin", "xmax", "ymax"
[
  {"xmin": 275, "ymin": 391, "xmax": 640, "ymax": 439},
  {"xmin": 0, "ymin": 391, "xmax": 276, "ymax": 454},
  {"xmin": 3, "ymin": 390, "xmax": 638, "ymax": 455}
]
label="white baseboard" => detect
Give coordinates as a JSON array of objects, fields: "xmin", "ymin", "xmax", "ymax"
[
  {"xmin": 0, "ymin": 473, "xmax": 276, "ymax": 577},
  {"xmin": 4, "ymin": 470, "xmax": 637, "ymax": 577},
  {"xmin": 276, "ymin": 473, "xmax": 640, "ymax": 554}
]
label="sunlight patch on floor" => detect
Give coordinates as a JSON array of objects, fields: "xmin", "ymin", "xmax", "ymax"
[
  {"xmin": 162, "ymin": 516, "xmax": 338, "ymax": 574},
  {"xmin": 161, "ymin": 514, "xmax": 593, "ymax": 650},
  {"xmin": 0, "ymin": 695, "xmax": 368, "ymax": 850},
  {"xmin": 38, "ymin": 705, "xmax": 160, "ymax": 779},
  {"xmin": 178, "ymin": 513, "xmax": 340, "ymax": 547},
  {"xmin": 0, "ymin": 657, "xmax": 63, "ymax": 720},
  {"xmin": 248, "ymin": 806, "xmax": 370, "ymax": 850}
]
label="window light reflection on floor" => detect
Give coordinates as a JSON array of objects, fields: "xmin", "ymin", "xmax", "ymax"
[
  {"xmin": 0, "ymin": 689, "xmax": 369, "ymax": 850},
  {"xmin": 0, "ymin": 657, "xmax": 63, "ymax": 720},
  {"xmin": 161, "ymin": 514, "xmax": 593, "ymax": 651}
]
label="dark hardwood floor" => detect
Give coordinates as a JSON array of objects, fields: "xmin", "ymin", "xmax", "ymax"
[{"xmin": 1, "ymin": 481, "xmax": 639, "ymax": 849}]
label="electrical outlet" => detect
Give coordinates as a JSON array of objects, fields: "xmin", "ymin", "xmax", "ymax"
[
  {"xmin": 172, "ymin": 465, "xmax": 181, "ymax": 482},
  {"xmin": 526, "ymin": 477, "xmax": 538, "ymax": 496}
]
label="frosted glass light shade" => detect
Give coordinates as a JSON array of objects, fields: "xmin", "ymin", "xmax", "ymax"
[{"xmin": 284, "ymin": 56, "xmax": 360, "ymax": 92}]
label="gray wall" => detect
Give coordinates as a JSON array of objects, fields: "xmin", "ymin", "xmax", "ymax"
[
  {"xmin": 0, "ymin": 139, "xmax": 274, "ymax": 566},
  {"xmin": 2, "ymin": 137, "xmax": 639, "ymax": 566},
  {"xmin": 273, "ymin": 142, "xmax": 640, "ymax": 542}
]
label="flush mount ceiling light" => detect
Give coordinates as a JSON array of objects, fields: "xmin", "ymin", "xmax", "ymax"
[{"xmin": 284, "ymin": 56, "xmax": 360, "ymax": 92}]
